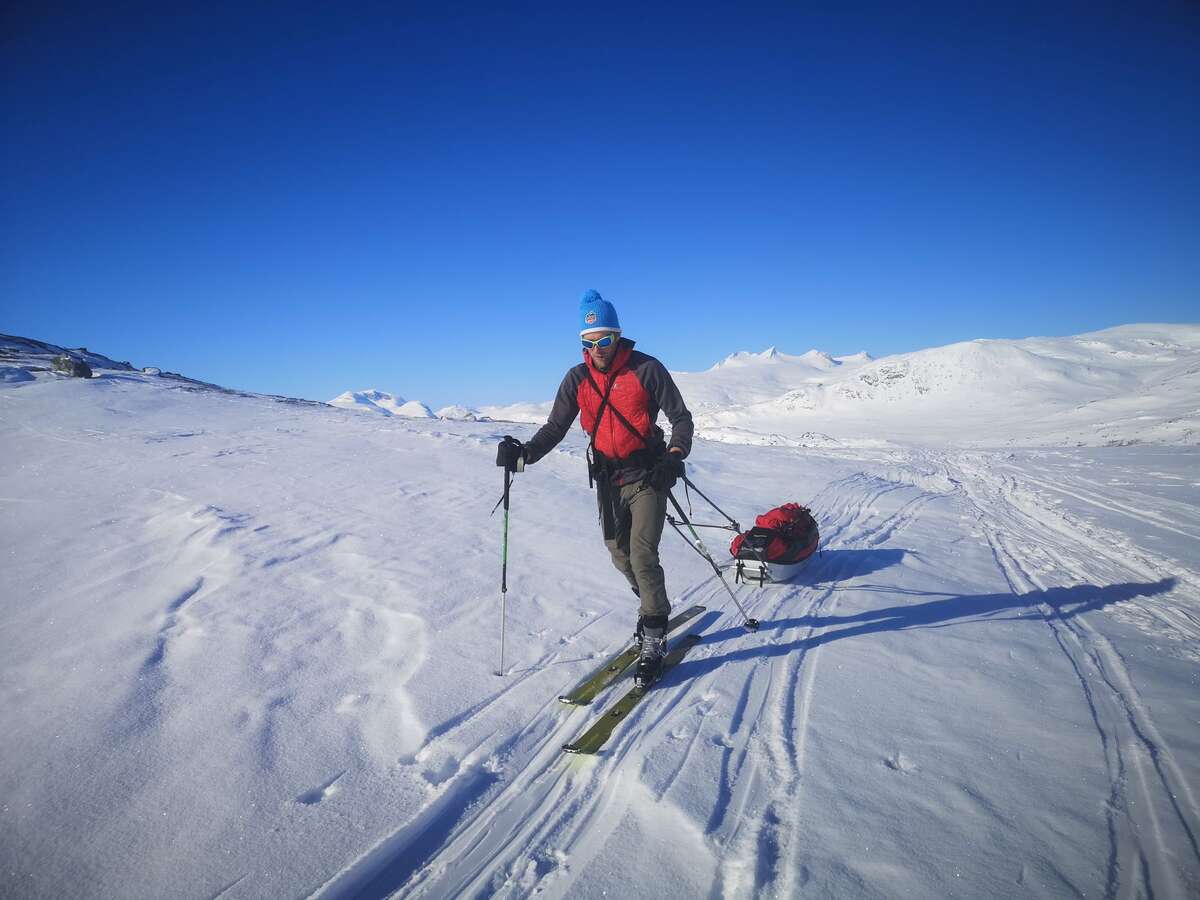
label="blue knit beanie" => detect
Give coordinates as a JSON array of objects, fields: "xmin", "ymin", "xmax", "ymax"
[{"xmin": 579, "ymin": 289, "xmax": 621, "ymax": 336}]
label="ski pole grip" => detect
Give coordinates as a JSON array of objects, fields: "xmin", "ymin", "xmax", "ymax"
[{"xmin": 496, "ymin": 435, "xmax": 526, "ymax": 472}]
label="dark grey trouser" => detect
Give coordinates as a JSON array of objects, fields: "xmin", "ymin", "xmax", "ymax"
[{"xmin": 603, "ymin": 481, "xmax": 670, "ymax": 617}]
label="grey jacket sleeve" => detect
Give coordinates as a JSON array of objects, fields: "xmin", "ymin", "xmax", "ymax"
[
  {"xmin": 523, "ymin": 368, "xmax": 581, "ymax": 466},
  {"xmin": 642, "ymin": 359, "xmax": 694, "ymax": 458}
]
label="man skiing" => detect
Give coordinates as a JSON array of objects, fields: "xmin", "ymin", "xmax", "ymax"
[{"xmin": 497, "ymin": 290, "xmax": 694, "ymax": 688}]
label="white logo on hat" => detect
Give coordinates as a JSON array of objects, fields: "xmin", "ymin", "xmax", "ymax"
[{"xmin": 585, "ymin": 311, "xmax": 598, "ymax": 325}]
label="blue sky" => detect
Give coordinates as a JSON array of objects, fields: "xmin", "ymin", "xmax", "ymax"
[{"xmin": 3, "ymin": 2, "xmax": 1197, "ymax": 408}]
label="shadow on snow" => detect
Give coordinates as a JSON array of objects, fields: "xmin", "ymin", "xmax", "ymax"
[{"xmin": 686, "ymin": 575, "xmax": 1178, "ymax": 676}]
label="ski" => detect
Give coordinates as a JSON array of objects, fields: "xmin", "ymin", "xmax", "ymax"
[
  {"xmin": 557, "ymin": 605, "xmax": 705, "ymax": 706},
  {"xmin": 562, "ymin": 633, "xmax": 702, "ymax": 755}
]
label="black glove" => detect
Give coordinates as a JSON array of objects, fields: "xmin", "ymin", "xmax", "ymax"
[
  {"xmin": 496, "ymin": 435, "xmax": 526, "ymax": 472},
  {"xmin": 647, "ymin": 452, "xmax": 685, "ymax": 491}
]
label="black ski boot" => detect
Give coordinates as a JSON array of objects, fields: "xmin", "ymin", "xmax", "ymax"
[{"xmin": 634, "ymin": 615, "xmax": 668, "ymax": 690}]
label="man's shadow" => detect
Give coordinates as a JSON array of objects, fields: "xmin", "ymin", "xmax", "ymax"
[{"xmin": 680, "ymin": 572, "xmax": 1178, "ymax": 678}]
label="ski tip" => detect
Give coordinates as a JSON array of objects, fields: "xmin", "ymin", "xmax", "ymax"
[
  {"xmin": 744, "ymin": 618, "xmax": 761, "ymax": 632},
  {"xmin": 562, "ymin": 743, "xmax": 586, "ymax": 754}
]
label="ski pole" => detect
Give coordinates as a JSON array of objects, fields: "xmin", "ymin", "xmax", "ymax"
[
  {"xmin": 498, "ymin": 463, "xmax": 510, "ymax": 675},
  {"xmin": 494, "ymin": 436, "xmax": 525, "ymax": 675},
  {"xmin": 666, "ymin": 490, "xmax": 760, "ymax": 632}
]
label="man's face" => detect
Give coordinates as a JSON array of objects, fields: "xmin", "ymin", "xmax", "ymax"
[{"xmin": 582, "ymin": 330, "xmax": 620, "ymax": 369}]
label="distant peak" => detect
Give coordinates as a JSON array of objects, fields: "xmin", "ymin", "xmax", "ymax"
[
  {"xmin": 835, "ymin": 351, "xmax": 874, "ymax": 365},
  {"xmin": 715, "ymin": 347, "xmax": 782, "ymax": 368},
  {"xmin": 328, "ymin": 388, "xmax": 432, "ymax": 416},
  {"xmin": 799, "ymin": 349, "xmax": 837, "ymax": 367}
]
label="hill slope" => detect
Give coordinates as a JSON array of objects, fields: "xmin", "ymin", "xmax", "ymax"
[
  {"xmin": 1, "ymin": 336, "xmax": 1198, "ymax": 899},
  {"xmin": 671, "ymin": 324, "xmax": 1200, "ymax": 448}
]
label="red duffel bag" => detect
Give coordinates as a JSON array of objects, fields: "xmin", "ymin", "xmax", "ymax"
[{"xmin": 730, "ymin": 503, "xmax": 820, "ymax": 565}]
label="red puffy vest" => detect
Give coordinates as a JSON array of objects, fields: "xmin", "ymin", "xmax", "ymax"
[{"xmin": 577, "ymin": 344, "xmax": 655, "ymax": 460}]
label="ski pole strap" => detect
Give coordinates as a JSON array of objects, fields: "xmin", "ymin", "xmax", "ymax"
[{"xmin": 490, "ymin": 481, "xmax": 514, "ymax": 516}]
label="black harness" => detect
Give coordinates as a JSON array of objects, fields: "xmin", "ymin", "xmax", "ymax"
[{"xmin": 582, "ymin": 360, "xmax": 667, "ymax": 539}]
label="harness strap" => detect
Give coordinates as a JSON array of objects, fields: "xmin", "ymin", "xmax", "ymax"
[
  {"xmin": 583, "ymin": 365, "xmax": 657, "ymax": 454},
  {"xmin": 583, "ymin": 363, "xmax": 622, "ymax": 488}
]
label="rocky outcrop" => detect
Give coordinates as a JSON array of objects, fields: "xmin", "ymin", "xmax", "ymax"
[{"xmin": 52, "ymin": 355, "xmax": 93, "ymax": 378}]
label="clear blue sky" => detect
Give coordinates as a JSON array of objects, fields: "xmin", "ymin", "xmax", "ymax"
[{"xmin": 3, "ymin": 2, "xmax": 1197, "ymax": 408}]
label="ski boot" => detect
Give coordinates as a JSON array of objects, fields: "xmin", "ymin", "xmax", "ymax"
[{"xmin": 634, "ymin": 614, "xmax": 668, "ymax": 690}]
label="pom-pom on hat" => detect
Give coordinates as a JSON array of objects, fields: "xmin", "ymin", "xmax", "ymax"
[{"xmin": 579, "ymin": 289, "xmax": 621, "ymax": 336}]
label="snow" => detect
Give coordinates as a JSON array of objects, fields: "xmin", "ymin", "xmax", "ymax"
[
  {"xmin": 673, "ymin": 324, "xmax": 1200, "ymax": 448},
  {"xmin": 477, "ymin": 400, "xmax": 554, "ymax": 424},
  {"xmin": 1, "ymin": 327, "xmax": 1198, "ymax": 899},
  {"xmin": 435, "ymin": 405, "xmax": 490, "ymax": 422},
  {"xmin": 330, "ymin": 389, "xmax": 435, "ymax": 418}
]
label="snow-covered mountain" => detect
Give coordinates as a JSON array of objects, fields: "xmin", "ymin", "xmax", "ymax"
[
  {"xmin": 672, "ymin": 347, "xmax": 874, "ymax": 409},
  {"xmin": 328, "ymin": 325, "xmax": 1198, "ymax": 446},
  {"xmin": 329, "ymin": 391, "xmax": 492, "ymax": 421},
  {"xmin": 329, "ymin": 389, "xmax": 434, "ymax": 418},
  {"xmin": 672, "ymin": 324, "xmax": 1200, "ymax": 448},
  {"xmin": 2, "ymin": 329, "xmax": 1198, "ymax": 899},
  {"xmin": 477, "ymin": 399, "xmax": 553, "ymax": 424}
]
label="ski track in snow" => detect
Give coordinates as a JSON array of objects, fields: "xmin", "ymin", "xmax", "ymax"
[
  {"xmin": 946, "ymin": 452, "xmax": 1200, "ymax": 900},
  {"xmin": 310, "ymin": 449, "xmax": 1200, "ymax": 900},
  {"xmin": 4, "ymin": 362, "xmax": 1199, "ymax": 900},
  {"xmin": 315, "ymin": 469, "xmax": 952, "ymax": 899}
]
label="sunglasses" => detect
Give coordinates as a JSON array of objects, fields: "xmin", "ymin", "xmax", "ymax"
[{"xmin": 581, "ymin": 334, "xmax": 618, "ymax": 350}]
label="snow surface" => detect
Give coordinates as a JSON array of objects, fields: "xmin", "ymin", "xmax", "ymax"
[{"xmin": 2, "ymin": 329, "xmax": 1199, "ymax": 899}]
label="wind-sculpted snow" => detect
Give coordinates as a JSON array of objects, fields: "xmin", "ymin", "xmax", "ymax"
[{"xmin": 1, "ymin": 339, "xmax": 1198, "ymax": 899}]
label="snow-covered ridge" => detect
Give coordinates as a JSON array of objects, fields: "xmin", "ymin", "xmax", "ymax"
[
  {"xmin": 0, "ymin": 334, "xmax": 137, "ymax": 373},
  {"xmin": 0, "ymin": 332, "xmax": 328, "ymax": 407},
  {"xmin": 711, "ymin": 346, "xmax": 861, "ymax": 371},
  {"xmin": 329, "ymin": 389, "xmax": 434, "ymax": 418},
  {"xmin": 329, "ymin": 391, "xmax": 492, "ymax": 421},
  {"xmin": 9, "ymin": 322, "xmax": 1198, "ymax": 446},
  {"xmin": 672, "ymin": 324, "xmax": 1200, "ymax": 448}
]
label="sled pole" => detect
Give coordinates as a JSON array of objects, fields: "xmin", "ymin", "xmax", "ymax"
[
  {"xmin": 681, "ymin": 475, "xmax": 741, "ymax": 532},
  {"xmin": 666, "ymin": 491, "xmax": 760, "ymax": 632}
]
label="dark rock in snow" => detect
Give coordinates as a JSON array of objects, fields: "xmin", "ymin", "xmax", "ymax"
[{"xmin": 52, "ymin": 355, "xmax": 93, "ymax": 378}]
